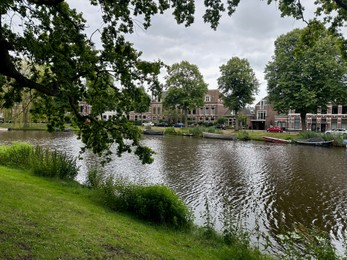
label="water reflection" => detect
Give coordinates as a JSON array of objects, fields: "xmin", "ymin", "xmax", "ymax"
[{"xmin": 1, "ymin": 131, "xmax": 347, "ymax": 253}]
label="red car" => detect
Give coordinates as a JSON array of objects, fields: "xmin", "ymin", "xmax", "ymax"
[{"xmin": 266, "ymin": 126, "xmax": 283, "ymax": 133}]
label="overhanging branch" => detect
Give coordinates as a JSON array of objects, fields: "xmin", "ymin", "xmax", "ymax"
[
  {"xmin": 0, "ymin": 32, "xmax": 60, "ymax": 97},
  {"xmin": 28, "ymin": 0, "xmax": 64, "ymax": 6},
  {"xmin": 335, "ymin": 0, "xmax": 347, "ymax": 12}
]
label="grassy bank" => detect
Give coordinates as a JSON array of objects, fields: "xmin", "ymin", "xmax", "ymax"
[{"xmin": 0, "ymin": 166, "xmax": 268, "ymax": 259}]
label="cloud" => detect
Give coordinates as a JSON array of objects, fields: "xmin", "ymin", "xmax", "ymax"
[{"xmin": 69, "ymin": 0, "xmax": 311, "ymax": 103}]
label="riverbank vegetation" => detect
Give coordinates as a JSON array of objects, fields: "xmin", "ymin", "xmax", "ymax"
[
  {"xmin": 0, "ymin": 144, "xmax": 266, "ymax": 259},
  {"xmin": 0, "ymin": 143, "xmax": 345, "ymax": 258},
  {"xmin": 145, "ymin": 126, "xmax": 347, "ymax": 147}
]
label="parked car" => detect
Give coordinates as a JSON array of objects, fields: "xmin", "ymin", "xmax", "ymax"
[
  {"xmin": 214, "ymin": 124, "xmax": 226, "ymax": 130},
  {"xmin": 173, "ymin": 122, "xmax": 184, "ymax": 128},
  {"xmin": 156, "ymin": 122, "xmax": 169, "ymax": 127},
  {"xmin": 142, "ymin": 121, "xmax": 154, "ymax": 127},
  {"xmin": 266, "ymin": 126, "xmax": 283, "ymax": 133},
  {"xmin": 325, "ymin": 128, "xmax": 347, "ymax": 135}
]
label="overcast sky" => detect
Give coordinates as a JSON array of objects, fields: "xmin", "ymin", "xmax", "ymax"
[{"xmin": 69, "ymin": 1, "xmax": 313, "ymax": 104}]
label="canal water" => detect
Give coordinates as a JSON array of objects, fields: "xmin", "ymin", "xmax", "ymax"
[{"xmin": 1, "ymin": 130, "xmax": 347, "ymax": 254}]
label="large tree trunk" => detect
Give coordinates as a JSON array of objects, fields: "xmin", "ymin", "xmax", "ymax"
[
  {"xmin": 235, "ymin": 112, "xmax": 239, "ymax": 131},
  {"xmin": 300, "ymin": 112, "xmax": 307, "ymax": 131},
  {"xmin": 184, "ymin": 109, "xmax": 188, "ymax": 127}
]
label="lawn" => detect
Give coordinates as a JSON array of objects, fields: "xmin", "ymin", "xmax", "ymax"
[{"xmin": 0, "ymin": 166, "xmax": 268, "ymax": 259}]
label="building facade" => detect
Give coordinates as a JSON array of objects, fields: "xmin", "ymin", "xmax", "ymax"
[
  {"xmin": 251, "ymin": 97, "xmax": 279, "ymax": 130},
  {"xmin": 129, "ymin": 89, "xmax": 231, "ymax": 125},
  {"xmin": 254, "ymin": 98, "xmax": 347, "ymax": 132},
  {"xmin": 285, "ymin": 104, "xmax": 347, "ymax": 132}
]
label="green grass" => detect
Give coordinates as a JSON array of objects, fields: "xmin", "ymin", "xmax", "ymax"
[{"xmin": 0, "ymin": 166, "xmax": 268, "ymax": 259}]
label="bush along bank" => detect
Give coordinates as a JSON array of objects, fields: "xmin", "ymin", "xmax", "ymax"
[
  {"xmin": 0, "ymin": 143, "xmax": 344, "ymax": 259},
  {"xmin": 86, "ymin": 167, "xmax": 194, "ymax": 229},
  {"xmin": 0, "ymin": 143, "xmax": 270, "ymax": 258}
]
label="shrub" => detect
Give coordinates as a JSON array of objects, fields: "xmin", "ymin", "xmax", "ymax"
[
  {"xmin": 97, "ymin": 176, "xmax": 193, "ymax": 229},
  {"xmin": 278, "ymin": 226, "xmax": 339, "ymax": 259},
  {"xmin": 0, "ymin": 143, "xmax": 78, "ymax": 180},
  {"xmin": 324, "ymin": 133, "xmax": 347, "ymax": 147},
  {"xmin": 0, "ymin": 143, "xmax": 32, "ymax": 169},
  {"xmin": 85, "ymin": 167, "xmax": 105, "ymax": 189},
  {"xmin": 237, "ymin": 131, "xmax": 250, "ymax": 141},
  {"xmin": 164, "ymin": 127, "xmax": 177, "ymax": 135},
  {"xmin": 298, "ymin": 131, "xmax": 321, "ymax": 139},
  {"xmin": 131, "ymin": 185, "xmax": 193, "ymax": 228},
  {"xmin": 189, "ymin": 126, "xmax": 204, "ymax": 137},
  {"xmin": 30, "ymin": 146, "xmax": 78, "ymax": 180}
]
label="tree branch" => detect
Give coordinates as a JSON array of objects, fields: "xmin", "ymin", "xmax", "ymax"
[
  {"xmin": 28, "ymin": 0, "xmax": 64, "ymax": 6},
  {"xmin": 0, "ymin": 32, "xmax": 60, "ymax": 97},
  {"xmin": 335, "ymin": 0, "xmax": 347, "ymax": 12}
]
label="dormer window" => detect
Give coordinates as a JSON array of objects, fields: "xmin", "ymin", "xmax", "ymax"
[{"xmin": 205, "ymin": 95, "xmax": 211, "ymax": 102}]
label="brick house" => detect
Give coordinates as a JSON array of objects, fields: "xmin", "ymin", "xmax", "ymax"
[
  {"xmin": 128, "ymin": 89, "xmax": 231, "ymax": 125},
  {"xmin": 253, "ymin": 97, "xmax": 347, "ymax": 132},
  {"xmin": 251, "ymin": 97, "xmax": 279, "ymax": 130},
  {"xmin": 286, "ymin": 104, "xmax": 347, "ymax": 132}
]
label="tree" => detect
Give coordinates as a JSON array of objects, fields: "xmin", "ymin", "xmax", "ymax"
[
  {"xmin": 1, "ymin": 1, "xmax": 347, "ymax": 163},
  {"xmin": 264, "ymin": 24, "xmax": 347, "ymax": 131},
  {"xmin": 218, "ymin": 57, "xmax": 259, "ymax": 131},
  {"xmin": 163, "ymin": 61, "xmax": 208, "ymax": 127}
]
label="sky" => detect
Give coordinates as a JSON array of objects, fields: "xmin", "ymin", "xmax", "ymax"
[{"xmin": 69, "ymin": 1, "xmax": 314, "ymax": 104}]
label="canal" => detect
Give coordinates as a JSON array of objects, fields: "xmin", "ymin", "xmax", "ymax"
[{"xmin": 1, "ymin": 130, "xmax": 347, "ymax": 254}]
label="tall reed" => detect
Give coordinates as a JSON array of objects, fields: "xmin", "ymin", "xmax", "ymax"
[{"xmin": 0, "ymin": 143, "xmax": 78, "ymax": 180}]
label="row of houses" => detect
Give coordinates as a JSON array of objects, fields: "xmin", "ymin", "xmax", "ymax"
[
  {"xmin": 252, "ymin": 97, "xmax": 347, "ymax": 131},
  {"xmin": 79, "ymin": 89, "xmax": 347, "ymax": 132}
]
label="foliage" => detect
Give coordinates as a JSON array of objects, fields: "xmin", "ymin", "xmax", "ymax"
[
  {"xmin": 216, "ymin": 117, "xmax": 226, "ymax": 125},
  {"xmin": 163, "ymin": 61, "xmax": 208, "ymax": 126},
  {"xmin": 2, "ymin": 1, "xmax": 347, "ymax": 163},
  {"xmin": 265, "ymin": 24, "xmax": 347, "ymax": 130},
  {"xmin": 221, "ymin": 202, "xmax": 251, "ymax": 249},
  {"xmin": 163, "ymin": 126, "xmax": 177, "ymax": 135},
  {"xmin": 237, "ymin": 131, "xmax": 250, "ymax": 141},
  {"xmin": 278, "ymin": 225, "xmax": 339, "ymax": 260},
  {"xmin": 87, "ymin": 171, "xmax": 193, "ymax": 229},
  {"xmin": 324, "ymin": 133, "xmax": 347, "ymax": 147},
  {"xmin": 189, "ymin": 126, "xmax": 210, "ymax": 137},
  {"xmin": 0, "ymin": 166, "xmax": 268, "ymax": 259},
  {"xmin": 202, "ymin": 195, "xmax": 217, "ymax": 239},
  {"xmin": 218, "ymin": 57, "xmax": 259, "ymax": 130},
  {"xmin": 0, "ymin": 143, "xmax": 32, "ymax": 168},
  {"xmin": 0, "ymin": 143, "xmax": 78, "ymax": 179},
  {"xmin": 85, "ymin": 167, "xmax": 105, "ymax": 189},
  {"xmin": 298, "ymin": 131, "xmax": 322, "ymax": 140},
  {"xmin": 31, "ymin": 146, "xmax": 79, "ymax": 179}
]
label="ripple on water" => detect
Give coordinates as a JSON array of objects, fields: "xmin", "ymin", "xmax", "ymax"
[{"xmin": 2, "ymin": 133, "xmax": 347, "ymax": 255}]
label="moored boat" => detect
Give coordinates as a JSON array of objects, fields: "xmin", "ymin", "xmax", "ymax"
[
  {"xmin": 295, "ymin": 138, "xmax": 333, "ymax": 147},
  {"xmin": 263, "ymin": 136, "xmax": 292, "ymax": 144},
  {"xmin": 143, "ymin": 129, "xmax": 164, "ymax": 135},
  {"xmin": 202, "ymin": 132, "xmax": 236, "ymax": 140}
]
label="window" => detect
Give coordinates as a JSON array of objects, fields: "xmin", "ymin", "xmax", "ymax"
[
  {"xmin": 152, "ymin": 107, "xmax": 156, "ymax": 114},
  {"xmin": 342, "ymin": 106, "xmax": 347, "ymax": 114},
  {"xmin": 257, "ymin": 111, "xmax": 266, "ymax": 120},
  {"xmin": 206, "ymin": 107, "xmax": 210, "ymax": 115},
  {"xmin": 331, "ymin": 118, "xmax": 337, "ymax": 129},
  {"xmin": 205, "ymin": 95, "xmax": 211, "ymax": 102},
  {"xmin": 200, "ymin": 107, "xmax": 204, "ymax": 114},
  {"xmin": 211, "ymin": 107, "xmax": 215, "ymax": 115},
  {"xmin": 260, "ymin": 100, "xmax": 266, "ymax": 108},
  {"xmin": 332, "ymin": 106, "xmax": 338, "ymax": 114},
  {"xmin": 294, "ymin": 116, "xmax": 301, "ymax": 129},
  {"xmin": 157, "ymin": 107, "xmax": 161, "ymax": 114}
]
